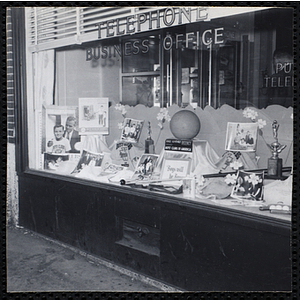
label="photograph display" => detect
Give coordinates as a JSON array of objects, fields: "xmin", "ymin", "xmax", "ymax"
[
  {"xmin": 78, "ymin": 98, "xmax": 109, "ymax": 135},
  {"xmin": 131, "ymin": 154, "xmax": 159, "ymax": 181},
  {"xmin": 72, "ymin": 149, "xmax": 104, "ymax": 174},
  {"xmin": 225, "ymin": 122, "xmax": 258, "ymax": 152},
  {"xmin": 43, "ymin": 153, "xmax": 69, "ymax": 170},
  {"xmin": 120, "ymin": 118, "xmax": 144, "ymax": 144},
  {"xmin": 231, "ymin": 170, "xmax": 264, "ymax": 201},
  {"xmin": 43, "ymin": 105, "xmax": 78, "ymax": 154}
]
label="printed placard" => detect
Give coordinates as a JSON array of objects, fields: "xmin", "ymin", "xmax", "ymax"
[{"xmin": 161, "ymin": 158, "xmax": 191, "ymax": 180}]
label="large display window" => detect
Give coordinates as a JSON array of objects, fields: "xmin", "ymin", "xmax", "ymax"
[
  {"xmin": 25, "ymin": 7, "xmax": 293, "ymax": 210},
  {"xmin": 32, "ymin": 7, "xmax": 293, "ymax": 110}
]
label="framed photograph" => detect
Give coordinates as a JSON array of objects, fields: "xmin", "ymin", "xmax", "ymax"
[
  {"xmin": 42, "ymin": 105, "xmax": 78, "ymax": 154},
  {"xmin": 43, "ymin": 153, "xmax": 69, "ymax": 170},
  {"xmin": 120, "ymin": 118, "xmax": 144, "ymax": 144},
  {"xmin": 132, "ymin": 154, "xmax": 159, "ymax": 181},
  {"xmin": 71, "ymin": 149, "xmax": 105, "ymax": 174},
  {"xmin": 225, "ymin": 122, "xmax": 258, "ymax": 152},
  {"xmin": 78, "ymin": 98, "xmax": 109, "ymax": 135},
  {"xmin": 231, "ymin": 170, "xmax": 264, "ymax": 201},
  {"xmin": 161, "ymin": 158, "xmax": 191, "ymax": 180}
]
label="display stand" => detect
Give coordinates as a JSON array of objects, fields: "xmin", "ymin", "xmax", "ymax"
[{"xmin": 157, "ymin": 139, "xmax": 259, "ymax": 176}]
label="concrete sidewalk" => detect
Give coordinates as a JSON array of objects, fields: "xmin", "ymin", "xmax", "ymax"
[{"xmin": 6, "ymin": 226, "xmax": 171, "ymax": 292}]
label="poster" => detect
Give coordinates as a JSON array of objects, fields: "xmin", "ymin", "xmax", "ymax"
[{"xmin": 78, "ymin": 98, "xmax": 109, "ymax": 135}]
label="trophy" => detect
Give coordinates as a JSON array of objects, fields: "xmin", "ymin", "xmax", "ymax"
[
  {"xmin": 267, "ymin": 120, "xmax": 286, "ymax": 178},
  {"xmin": 145, "ymin": 121, "xmax": 155, "ymax": 154}
]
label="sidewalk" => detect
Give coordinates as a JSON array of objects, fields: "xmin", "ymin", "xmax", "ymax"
[{"xmin": 6, "ymin": 226, "xmax": 167, "ymax": 292}]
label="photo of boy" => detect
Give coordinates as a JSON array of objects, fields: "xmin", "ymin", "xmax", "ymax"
[{"xmin": 47, "ymin": 125, "xmax": 71, "ymax": 154}]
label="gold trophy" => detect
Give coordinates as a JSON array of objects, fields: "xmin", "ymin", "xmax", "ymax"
[{"xmin": 267, "ymin": 120, "xmax": 286, "ymax": 178}]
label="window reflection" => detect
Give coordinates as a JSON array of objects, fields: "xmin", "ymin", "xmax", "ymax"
[{"xmin": 54, "ymin": 8, "xmax": 293, "ymax": 110}]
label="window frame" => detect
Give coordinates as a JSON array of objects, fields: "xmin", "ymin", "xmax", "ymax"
[{"xmin": 12, "ymin": 7, "xmax": 29, "ymax": 174}]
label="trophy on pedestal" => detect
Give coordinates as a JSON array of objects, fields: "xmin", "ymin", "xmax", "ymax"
[
  {"xmin": 145, "ymin": 121, "xmax": 155, "ymax": 154},
  {"xmin": 267, "ymin": 120, "xmax": 286, "ymax": 178}
]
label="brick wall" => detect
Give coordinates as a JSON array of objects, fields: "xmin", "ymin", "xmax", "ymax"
[
  {"xmin": 7, "ymin": 7, "xmax": 15, "ymax": 144},
  {"xmin": 7, "ymin": 7, "xmax": 18, "ymax": 226}
]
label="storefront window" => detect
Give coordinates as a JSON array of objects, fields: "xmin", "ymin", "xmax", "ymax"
[
  {"xmin": 50, "ymin": 8, "xmax": 293, "ymax": 110},
  {"xmin": 48, "ymin": 8, "xmax": 293, "ymax": 110},
  {"xmin": 121, "ymin": 35, "xmax": 161, "ymax": 106},
  {"xmin": 25, "ymin": 7, "xmax": 293, "ymax": 184}
]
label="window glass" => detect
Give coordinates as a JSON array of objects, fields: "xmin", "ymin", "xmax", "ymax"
[
  {"xmin": 122, "ymin": 36, "xmax": 160, "ymax": 73},
  {"xmin": 26, "ymin": 7, "xmax": 293, "ymax": 181},
  {"xmin": 122, "ymin": 75, "xmax": 160, "ymax": 107},
  {"xmin": 55, "ymin": 40, "xmax": 121, "ymax": 107},
  {"xmin": 53, "ymin": 8, "xmax": 293, "ymax": 110}
]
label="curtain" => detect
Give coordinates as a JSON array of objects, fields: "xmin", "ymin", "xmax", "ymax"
[
  {"xmin": 33, "ymin": 50, "xmax": 55, "ymax": 169},
  {"xmin": 34, "ymin": 49, "xmax": 55, "ymax": 108}
]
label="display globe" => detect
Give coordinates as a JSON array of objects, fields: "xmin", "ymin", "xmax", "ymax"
[{"xmin": 170, "ymin": 110, "xmax": 201, "ymax": 140}]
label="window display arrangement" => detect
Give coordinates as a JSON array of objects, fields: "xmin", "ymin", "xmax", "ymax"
[
  {"xmin": 23, "ymin": 6, "xmax": 293, "ymax": 216},
  {"xmin": 39, "ymin": 103, "xmax": 293, "ymax": 214}
]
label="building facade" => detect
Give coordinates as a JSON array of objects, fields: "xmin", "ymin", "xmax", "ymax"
[{"xmin": 7, "ymin": 6, "xmax": 295, "ymax": 291}]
